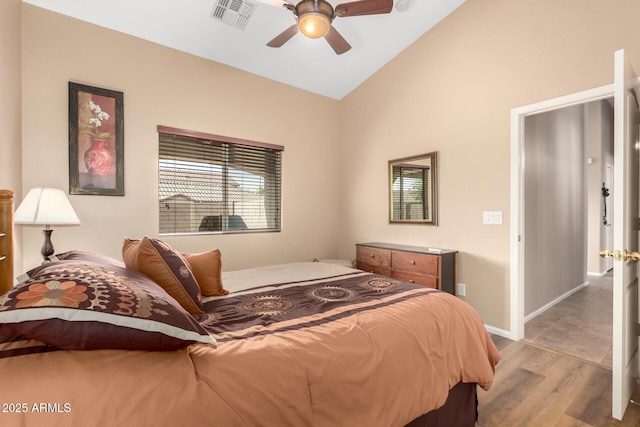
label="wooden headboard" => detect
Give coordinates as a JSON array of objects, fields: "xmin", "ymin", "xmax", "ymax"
[{"xmin": 0, "ymin": 190, "xmax": 14, "ymax": 294}]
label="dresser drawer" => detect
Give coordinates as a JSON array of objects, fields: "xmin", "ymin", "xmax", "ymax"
[
  {"xmin": 391, "ymin": 251, "xmax": 439, "ymax": 276},
  {"xmin": 356, "ymin": 246, "xmax": 391, "ymax": 269},
  {"xmin": 357, "ymin": 264, "xmax": 392, "ymax": 277},
  {"xmin": 356, "ymin": 243, "xmax": 457, "ymax": 295},
  {"xmin": 391, "ymin": 271, "xmax": 438, "ymax": 289}
]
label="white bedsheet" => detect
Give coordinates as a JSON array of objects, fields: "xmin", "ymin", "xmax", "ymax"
[{"xmin": 210, "ymin": 262, "xmax": 359, "ymax": 298}]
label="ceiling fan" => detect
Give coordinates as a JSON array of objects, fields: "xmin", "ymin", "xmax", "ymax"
[{"xmin": 263, "ymin": 0, "xmax": 394, "ymax": 55}]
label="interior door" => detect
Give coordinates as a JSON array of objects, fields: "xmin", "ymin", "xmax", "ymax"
[{"xmin": 610, "ymin": 48, "xmax": 640, "ymax": 421}]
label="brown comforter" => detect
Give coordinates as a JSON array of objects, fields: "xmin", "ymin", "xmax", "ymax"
[{"xmin": 0, "ymin": 267, "xmax": 500, "ymax": 427}]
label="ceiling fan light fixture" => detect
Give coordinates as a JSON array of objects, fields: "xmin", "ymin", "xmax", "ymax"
[
  {"xmin": 267, "ymin": 0, "xmax": 393, "ymax": 54},
  {"xmin": 295, "ymin": 0, "xmax": 334, "ymax": 39},
  {"xmin": 298, "ymin": 12, "xmax": 331, "ymax": 38}
]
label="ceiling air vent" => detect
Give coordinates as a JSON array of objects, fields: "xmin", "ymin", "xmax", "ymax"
[{"xmin": 211, "ymin": 0, "xmax": 256, "ymax": 30}]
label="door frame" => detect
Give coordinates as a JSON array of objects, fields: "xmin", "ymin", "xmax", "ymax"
[{"xmin": 509, "ymin": 84, "xmax": 614, "ymax": 340}]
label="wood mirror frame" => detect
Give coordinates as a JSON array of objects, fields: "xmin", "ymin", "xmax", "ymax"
[{"xmin": 389, "ymin": 152, "xmax": 438, "ymax": 225}]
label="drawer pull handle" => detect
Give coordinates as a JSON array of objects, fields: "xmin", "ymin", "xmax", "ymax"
[
  {"xmin": 409, "ymin": 280, "xmax": 415, "ymax": 283},
  {"xmin": 410, "ymin": 260, "xmax": 416, "ymax": 265},
  {"xmin": 370, "ymin": 254, "xmax": 375, "ymax": 258}
]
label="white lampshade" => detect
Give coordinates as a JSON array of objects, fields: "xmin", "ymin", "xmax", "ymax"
[{"xmin": 15, "ymin": 188, "xmax": 80, "ymax": 226}]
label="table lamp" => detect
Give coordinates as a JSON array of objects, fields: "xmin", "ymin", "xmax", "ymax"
[{"xmin": 14, "ymin": 187, "xmax": 81, "ymax": 261}]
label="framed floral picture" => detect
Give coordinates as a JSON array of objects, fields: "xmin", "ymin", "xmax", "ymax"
[{"xmin": 69, "ymin": 82, "xmax": 124, "ymax": 196}]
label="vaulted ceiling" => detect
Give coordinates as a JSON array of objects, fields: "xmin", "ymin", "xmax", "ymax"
[{"xmin": 23, "ymin": 0, "xmax": 465, "ymax": 99}]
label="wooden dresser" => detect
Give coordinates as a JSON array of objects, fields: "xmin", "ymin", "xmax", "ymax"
[
  {"xmin": 356, "ymin": 242, "xmax": 458, "ymax": 295},
  {"xmin": 0, "ymin": 190, "xmax": 13, "ymax": 295}
]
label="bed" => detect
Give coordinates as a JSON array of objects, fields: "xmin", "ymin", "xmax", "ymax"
[{"xmin": 0, "ymin": 190, "xmax": 500, "ymax": 426}]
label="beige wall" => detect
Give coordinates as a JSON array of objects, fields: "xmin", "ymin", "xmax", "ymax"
[
  {"xmin": 338, "ymin": 0, "xmax": 640, "ymax": 330},
  {"xmin": 0, "ymin": 0, "xmax": 22, "ymax": 190},
  {"xmin": 20, "ymin": 4, "xmax": 342, "ymax": 271},
  {"xmin": 17, "ymin": 0, "xmax": 640, "ymax": 332},
  {"xmin": 0, "ymin": 0, "xmax": 23, "ymax": 278}
]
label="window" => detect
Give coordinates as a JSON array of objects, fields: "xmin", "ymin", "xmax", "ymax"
[{"xmin": 158, "ymin": 126, "xmax": 283, "ymax": 235}]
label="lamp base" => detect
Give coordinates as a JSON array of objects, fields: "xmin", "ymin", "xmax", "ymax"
[{"xmin": 41, "ymin": 228, "xmax": 54, "ymax": 261}]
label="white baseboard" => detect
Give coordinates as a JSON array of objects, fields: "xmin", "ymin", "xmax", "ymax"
[
  {"xmin": 487, "ymin": 280, "xmax": 593, "ymax": 341},
  {"xmin": 587, "ymin": 271, "xmax": 607, "ymax": 277},
  {"xmin": 524, "ymin": 281, "xmax": 589, "ymax": 323},
  {"xmin": 484, "ymin": 324, "xmax": 512, "ymax": 339}
]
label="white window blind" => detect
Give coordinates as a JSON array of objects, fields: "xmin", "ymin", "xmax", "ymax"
[{"xmin": 158, "ymin": 126, "xmax": 283, "ymax": 235}]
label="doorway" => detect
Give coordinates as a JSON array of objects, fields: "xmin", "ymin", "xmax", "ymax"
[
  {"xmin": 516, "ymin": 97, "xmax": 614, "ymax": 367},
  {"xmin": 509, "ymin": 84, "xmax": 615, "ymax": 340}
]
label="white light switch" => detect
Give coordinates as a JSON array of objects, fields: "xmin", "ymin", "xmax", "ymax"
[
  {"xmin": 483, "ymin": 211, "xmax": 503, "ymax": 225},
  {"xmin": 457, "ymin": 283, "xmax": 466, "ymax": 296}
]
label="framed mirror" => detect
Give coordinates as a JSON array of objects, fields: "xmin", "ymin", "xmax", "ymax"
[{"xmin": 389, "ymin": 152, "xmax": 438, "ymax": 225}]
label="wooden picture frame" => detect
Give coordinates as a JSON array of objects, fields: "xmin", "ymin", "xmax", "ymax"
[{"xmin": 69, "ymin": 82, "xmax": 124, "ymax": 196}]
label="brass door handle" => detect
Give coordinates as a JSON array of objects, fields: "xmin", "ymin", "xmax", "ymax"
[
  {"xmin": 626, "ymin": 251, "xmax": 640, "ymax": 262},
  {"xmin": 599, "ymin": 249, "xmax": 640, "ymax": 262},
  {"xmin": 599, "ymin": 249, "xmax": 614, "ymax": 258}
]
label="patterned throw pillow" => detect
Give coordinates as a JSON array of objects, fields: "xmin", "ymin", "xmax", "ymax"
[
  {"xmin": 0, "ymin": 260, "xmax": 216, "ymax": 351},
  {"xmin": 182, "ymin": 250, "xmax": 229, "ymax": 297},
  {"xmin": 122, "ymin": 237, "xmax": 204, "ymax": 314}
]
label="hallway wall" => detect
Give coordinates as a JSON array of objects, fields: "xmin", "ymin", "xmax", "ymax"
[{"xmin": 524, "ymin": 104, "xmax": 588, "ymax": 315}]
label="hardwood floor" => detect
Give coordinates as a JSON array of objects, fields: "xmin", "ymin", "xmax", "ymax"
[{"xmin": 477, "ymin": 335, "xmax": 640, "ymax": 426}]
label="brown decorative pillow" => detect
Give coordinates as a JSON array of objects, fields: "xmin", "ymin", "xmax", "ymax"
[
  {"xmin": 122, "ymin": 237, "xmax": 204, "ymax": 314},
  {"xmin": 0, "ymin": 259, "xmax": 216, "ymax": 351},
  {"xmin": 182, "ymin": 250, "xmax": 229, "ymax": 297}
]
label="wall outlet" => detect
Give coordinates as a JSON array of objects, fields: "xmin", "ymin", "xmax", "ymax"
[{"xmin": 457, "ymin": 283, "xmax": 466, "ymax": 296}]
